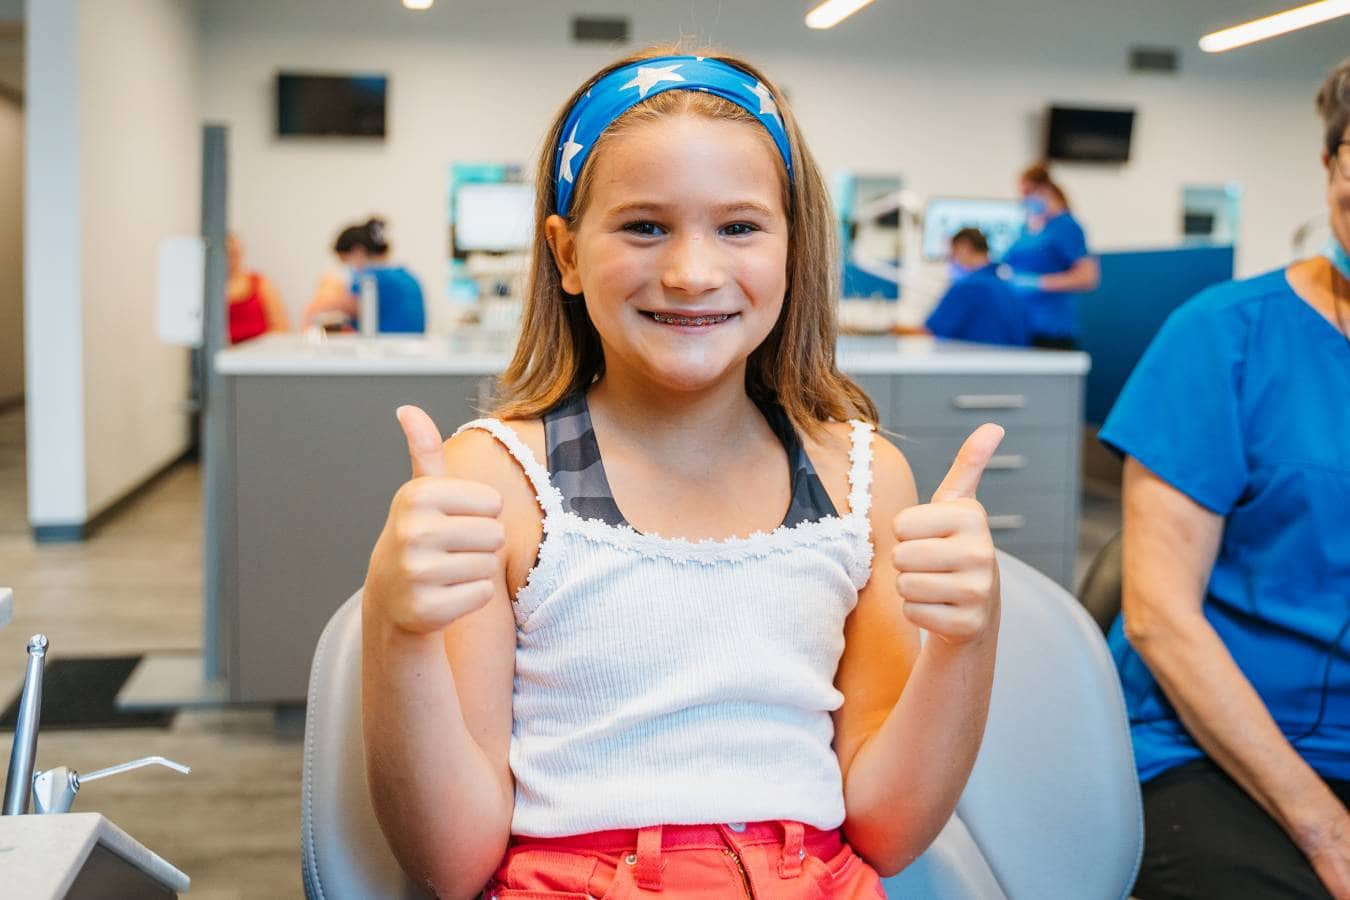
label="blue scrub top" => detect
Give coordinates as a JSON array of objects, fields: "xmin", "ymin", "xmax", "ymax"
[
  {"xmin": 1099, "ymin": 268, "xmax": 1350, "ymax": 784},
  {"xmin": 1002, "ymin": 211, "xmax": 1089, "ymax": 339},
  {"xmin": 925, "ymin": 264, "xmax": 1031, "ymax": 346},
  {"xmin": 350, "ymin": 265, "xmax": 426, "ymax": 333}
]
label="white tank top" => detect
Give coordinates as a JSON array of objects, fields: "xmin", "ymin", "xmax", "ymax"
[{"xmin": 455, "ymin": 417, "xmax": 876, "ymax": 838}]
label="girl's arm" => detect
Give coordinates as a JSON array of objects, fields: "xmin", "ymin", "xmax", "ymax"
[
  {"xmin": 258, "ymin": 276, "xmax": 291, "ymax": 332},
  {"xmin": 1120, "ymin": 457, "xmax": 1350, "ymax": 896},
  {"xmin": 361, "ymin": 409, "xmax": 519, "ymax": 899},
  {"xmin": 833, "ymin": 427, "xmax": 1004, "ymax": 876}
]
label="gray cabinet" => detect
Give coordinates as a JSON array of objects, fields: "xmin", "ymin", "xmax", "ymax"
[
  {"xmin": 226, "ymin": 374, "xmax": 491, "ymax": 702},
  {"xmin": 216, "ymin": 339, "xmax": 1085, "ymax": 703},
  {"xmin": 859, "ymin": 373, "xmax": 1082, "ymax": 590}
]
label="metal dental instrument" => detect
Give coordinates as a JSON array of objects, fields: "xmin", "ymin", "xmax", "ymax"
[
  {"xmin": 32, "ymin": 757, "xmax": 192, "ymax": 815},
  {"xmin": 3, "ymin": 634, "xmax": 49, "ymax": 815}
]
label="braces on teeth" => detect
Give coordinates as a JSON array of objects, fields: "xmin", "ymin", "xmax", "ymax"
[{"xmin": 651, "ymin": 313, "xmax": 731, "ymax": 326}]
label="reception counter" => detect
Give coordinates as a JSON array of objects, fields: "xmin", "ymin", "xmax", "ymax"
[{"xmin": 214, "ymin": 333, "xmax": 1089, "ymax": 704}]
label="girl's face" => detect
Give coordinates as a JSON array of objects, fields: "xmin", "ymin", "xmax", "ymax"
[{"xmin": 547, "ymin": 114, "xmax": 789, "ymax": 395}]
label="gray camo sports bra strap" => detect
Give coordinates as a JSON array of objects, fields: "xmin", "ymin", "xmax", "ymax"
[{"xmin": 542, "ymin": 392, "xmax": 837, "ymax": 529}]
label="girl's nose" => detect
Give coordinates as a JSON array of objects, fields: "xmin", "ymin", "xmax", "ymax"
[{"xmin": 660, "ymin": 233, "xmax": 725, "ymax": 295}]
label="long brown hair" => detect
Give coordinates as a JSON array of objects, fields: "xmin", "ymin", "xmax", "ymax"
[
  {"xmin": 493, "ymin": 43, "xmax": 876, "ymax": 436},
  {"xmin": 1020, "ymin": 161, "xmax": 1070, "ymax": 210}
]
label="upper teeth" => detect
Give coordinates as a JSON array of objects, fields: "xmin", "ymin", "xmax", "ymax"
[{"xmin": 652, "ymin": 313, "xmax": 731, "ymax": 326}]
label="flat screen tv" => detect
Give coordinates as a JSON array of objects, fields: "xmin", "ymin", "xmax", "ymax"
[
  {"xmin": 1045, "ymin": 105, "xmax": 1134, "ymax": 163},
  {"xmin": 921, "ymin": 197, "xmax": 1025, "ymax": 262},
  {"xmin": 277, "ymin": 73, "xmax": 387, "ymax": 138}
]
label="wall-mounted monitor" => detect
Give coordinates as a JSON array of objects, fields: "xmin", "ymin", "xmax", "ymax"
[
  {"xmin": 922, "ymin": 197, "xmax": 1025, "ymax": 262},
  {"xmin": 452, "ymin": 181, "xmax": 535, "ymax": 253},
  {"xmin": 277, "ymin": 73, "xmax": 387, "ymax": 137},
  {"xmin": 1045, "ymin": 105, "xmax": 1135, "ymax": 163}
]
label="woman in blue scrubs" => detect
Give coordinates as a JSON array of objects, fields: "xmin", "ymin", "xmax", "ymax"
[
  {"xmin": 1100, "ymin": 59, "xmax": 1350, "ymax": 898},
  {"xmin": 303, "ymin": 217, "xmax": 427, "ymax": 333},
  {"xmin": 1002, "ymin": 163, "xmax": 1099, "ymax": 349}
]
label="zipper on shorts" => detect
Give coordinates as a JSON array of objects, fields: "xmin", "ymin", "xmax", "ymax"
[{"xmin": 723, "ymin": 847, "xmax": 755, "ymax": 898}]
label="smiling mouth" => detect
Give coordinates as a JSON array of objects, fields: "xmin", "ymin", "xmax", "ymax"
[{"xmin": 644, "ymin": 312, "xmax": 737, "ymax": 327}]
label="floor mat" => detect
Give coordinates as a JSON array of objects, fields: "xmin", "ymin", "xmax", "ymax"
[{"xmin": 0, "ymin": 655, "xmax": 177, "ymax": 730}]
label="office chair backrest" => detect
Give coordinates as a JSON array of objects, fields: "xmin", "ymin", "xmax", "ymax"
[
  {"xmin": 1078, "ymin": 530, "xmax": 1125, "ymax": 634},
  {"xmin": 303, "ymin": 551, "xmax": 1142, "ymax": 900}
]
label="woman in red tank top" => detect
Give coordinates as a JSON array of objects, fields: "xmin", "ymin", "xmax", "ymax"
[{"xmin": 227, "ymin": 233, "xmax": 289, "ymax": 344}]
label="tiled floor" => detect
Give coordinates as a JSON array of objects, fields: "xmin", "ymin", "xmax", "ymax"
[{"xmin": 0, "ymin": 404, "xmax": 1122, "ymax": 899}]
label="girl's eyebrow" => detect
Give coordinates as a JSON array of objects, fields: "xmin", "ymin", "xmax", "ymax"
[{"xmin": 603, "ymin": 200, "xmax": 779, "ymax": 218}]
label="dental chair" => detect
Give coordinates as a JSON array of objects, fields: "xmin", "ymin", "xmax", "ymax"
[{"xmin": 301, "ymin": 551, "xmax": 1143, "ymax": 899}]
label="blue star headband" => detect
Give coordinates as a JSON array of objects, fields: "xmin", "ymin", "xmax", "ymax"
[{"xmin": 554, "ymin": 56, "xmax": 795, "ymax": 217}]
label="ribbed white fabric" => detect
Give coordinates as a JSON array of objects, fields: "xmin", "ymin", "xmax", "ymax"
[{"xmin": 455, "ymin": 417, "xmax": 876, "ymax": 838}]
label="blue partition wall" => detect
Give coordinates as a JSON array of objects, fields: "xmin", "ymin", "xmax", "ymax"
[{"xmin": 1075, "ymin": 244, "xmax": 1235, "ymax": 424}]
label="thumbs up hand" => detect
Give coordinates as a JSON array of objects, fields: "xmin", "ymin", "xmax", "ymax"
[
  {"xmin": 891, "ymin": 424, "xmax": 1005, "ymax": 645},
  {"xmin": 365, "ymin": 406, "xmax": 506, "ymax": 635}
]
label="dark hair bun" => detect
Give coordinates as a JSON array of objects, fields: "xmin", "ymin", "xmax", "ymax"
[{"xmin": 366, "ymin": 218, "xmax": 387, "ymax": 246}]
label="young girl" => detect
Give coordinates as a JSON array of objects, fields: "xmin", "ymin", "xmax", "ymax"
[{"xmin": 362, "ymin": 46, "xmax": 1004, "ymax": 899}]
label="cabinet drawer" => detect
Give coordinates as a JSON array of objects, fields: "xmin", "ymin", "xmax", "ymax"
[
  {"xmin": 893, "ymin": 374, "xmax": 1080, "ymax": 430},
  {"xmin": 894, "ymin": 428, "xmax": 1077, "ymax": 499},
  {"xmin": 979, "ymin": 490, "xmax": 1076, "ymax": 549}
]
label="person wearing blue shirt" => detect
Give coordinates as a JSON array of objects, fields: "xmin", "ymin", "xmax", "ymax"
[
  {"xmin": 303, "ymin": 217, "xmax": 427, "ymax": 333},
  {"xmin": 1099, "ymin": 58, "xmax": 1350, "ymax": 899},
  {"xmin": 924, "ymin": 228, "xmax": 1031, "ymax": 346},
  {"xmin": 1001, "ymin": 163, "xmax": 1099, "ymax": 349}
]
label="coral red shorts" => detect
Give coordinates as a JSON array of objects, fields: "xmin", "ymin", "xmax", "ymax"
[{"xmin": 485, "ymin": 820, "xmax": 887, "ymax": 898}]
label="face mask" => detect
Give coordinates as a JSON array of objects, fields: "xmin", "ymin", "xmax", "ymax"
[
  {"xmin": 947, "ymin": 261, "xmax": 975, "ymax": 280},
  {"xmin": 1023, "ymin": 196, "xmax": 1047, "ymax": 217},
  {"xmin": 1324, "ymin": 239, "xmax": 1350, "ymax": 281}
]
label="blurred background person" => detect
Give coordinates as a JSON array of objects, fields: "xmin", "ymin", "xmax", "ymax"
[
  {"xmin": 1099, "ymin": 58, "xmax": 1350, "ymax": 899},
  {"xmin": 921, "ymin": 227, "xmax": 1031, "ymax": 346},
  {"xmin": 227, "ymin": 232, "xmax": 289, "ymax": 344},
  {"xmin": 303, "ymin": 217, "xmax": 426, "ymax": 333},
  {"xmin": 1002, "ymin": 162, "xmax": 1100, "ymax": 349}
]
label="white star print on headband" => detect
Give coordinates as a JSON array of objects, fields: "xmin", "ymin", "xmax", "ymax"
[
  {"xmin": 553, "ymin": 56, "xmax": 794, "ymax": 217},
  {"xmin": 621, "ymin": 64, "xmax": 686, "ymax": 99}
]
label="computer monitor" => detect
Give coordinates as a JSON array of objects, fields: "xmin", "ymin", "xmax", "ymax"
[
  {"xmin": 922, "ymin": 197, "xmax": 1026, "ymax": 262},
  {"xmin": 452, "ymin": 182, "xmax": 535, "ymax": 253}
]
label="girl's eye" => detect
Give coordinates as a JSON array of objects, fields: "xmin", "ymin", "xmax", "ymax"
[
  {"xmin": 722, "ymin": 222, "xmax": 759, "ymax": 237},
  {"xmin": 622, "ymin": 221, "xmax": 665, "ymax": 237}
]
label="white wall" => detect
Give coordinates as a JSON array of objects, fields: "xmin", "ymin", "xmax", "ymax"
[
  {"xmin": 200, "ymin": 0, "xmax": 1350, "ymax": 324},
  {"xmin": 78, "ymin": 0, "xmax": 198, "ymax": 516},
  {"xmin": 0, "ymin": 95, "xmax": 22, "ymax": 405},
  {"xmin": 26, "ymin": 0, "xmax": 198, "ymax": 529}
]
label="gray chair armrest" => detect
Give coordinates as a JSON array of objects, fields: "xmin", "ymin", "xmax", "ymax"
[
  {"xmin": 301, "ymin": 591, "xmax": 427, "ymax": 900},
  {"xmin": 954, "ymin": 551, "xmax": 1142, "ymax": 899}
]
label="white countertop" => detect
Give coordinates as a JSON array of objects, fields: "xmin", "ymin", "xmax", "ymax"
[
  {"xmin": 0, "ymin": 812, "xmax": 190, "ymax": 898},
  {"xmin": 216, "ymin": 332, "xmax": 1090, "ymax": 376}
]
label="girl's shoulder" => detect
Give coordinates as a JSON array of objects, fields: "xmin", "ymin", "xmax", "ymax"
[
  {"xmin": 444, "ymin": 416, "xmax": 546, "ymax": 489},
  {"xmin": 800, "ymin": 420, "xmax": 914, "ymax": 518},
  {"xmin": 445, "ymin": 417, "xmax": 548, "ymax": 590}
]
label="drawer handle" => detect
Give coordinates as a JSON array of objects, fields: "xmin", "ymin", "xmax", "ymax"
[
  {"xmin": 987, "ymin": 514, "xmax": 1027, "ymax": 531},
  {"xmin": 952, "ymin": 394, "xmax": 1028, "ymax": 410},
  {"xmin": 986, "ymin": 454, "xmax": 1027, "ymax": 471}
]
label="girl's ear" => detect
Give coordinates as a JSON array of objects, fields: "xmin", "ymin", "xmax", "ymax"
[{"xmin": 544, "ymin": 214, "xmax": 583, "ymax": 295}]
